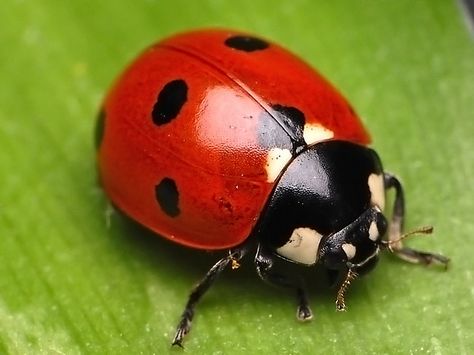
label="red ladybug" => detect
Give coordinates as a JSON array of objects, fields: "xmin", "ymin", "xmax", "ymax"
[{"xmin": 96, "ymin": 29, "xmax": 449, "ymax": 346}]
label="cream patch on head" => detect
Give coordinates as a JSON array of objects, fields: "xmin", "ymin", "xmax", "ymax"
[
  {"xmin": 342, "ymin": 243, "xmax": 356, "ymax": 260},
  {"xmin": 368, "ymin": 221, "xmax": 379, "ymax": 241},
  {"xmin": 265, "ymin": 148, "xmax": 292, "ymax": 182},
  {"xmin": 368, "ymin": 173, "xmax": 385, "ymax": 210},
  {"xmin": 303, "ymin": 123, "xmax": 334, "ymax": 145},
  {"xmin": 276, "ymin": 227, "xmax": 323, "ymax": 265}
]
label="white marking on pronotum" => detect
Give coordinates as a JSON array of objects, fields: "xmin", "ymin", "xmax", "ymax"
[
  {"xmin": 342, "ymin": 243, "xmax": 356, "ymax": 260},
  {"xmin": 303, "ymin": 123, "xmax": 334, "ymax": 145},
  {"xmin": 265, "ymin": 148, "xmax": 292, "ymax": 182},
  {"xmin": 276, "ymin": 227, "xmax": 323, "ymax": 265},
  {"xmin": 368, "ymin": 173, "xmax": 385, "ymax": 210},
  {"xmin": 368, "ymin": 221, "xmax": 379, "ymax": 241}
]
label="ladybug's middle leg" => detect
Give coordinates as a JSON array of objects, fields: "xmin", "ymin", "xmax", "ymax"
[
  {"xmin": 255, "ymin": 244, "xmax": 313, "ymax": 321},
  {"xmin": 172, "ymin": 242, "xmax": 252, "ymax": 347},
  {"xmin": 383, "ymin": 172, "xmax": 449, "ymax": 266}
]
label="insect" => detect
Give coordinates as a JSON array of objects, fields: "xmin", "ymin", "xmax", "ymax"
[{"xmin": 96, "ymin": 29, "xmax": 449, "ymax": 346}]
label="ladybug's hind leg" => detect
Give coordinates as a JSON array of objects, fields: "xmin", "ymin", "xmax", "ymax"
[
  {"xmin": 383, "ymin": 173, "xmax": 449, "ymax": 267},
  {"xmin": 255, "ymin": 245, "xmax": 313, "ymax": 321},
  {"xmin": 172, "ymin": 243, "xmax": 251, "ymax": 347}
]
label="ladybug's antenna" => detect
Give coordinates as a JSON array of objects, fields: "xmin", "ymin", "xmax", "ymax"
[
  {"xmin": 335, "ymin": 269, "xmax": 359, "ymax": 312},
  {"xmin": 380, "ymin": 225, "xmax": 433, "ymax": 252}
]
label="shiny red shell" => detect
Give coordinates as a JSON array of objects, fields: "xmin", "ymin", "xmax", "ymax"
[{"xmin": 97, "ymin": 29, "xmax": 370, "ymax": 250}]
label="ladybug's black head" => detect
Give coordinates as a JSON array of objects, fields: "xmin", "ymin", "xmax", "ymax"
[{"xmin": 317, "ymin": 206, "xmax": 388, "ymax": 275}]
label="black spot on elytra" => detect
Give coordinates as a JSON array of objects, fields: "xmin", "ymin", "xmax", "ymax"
[
  {"xmin": 95, "ymin": 109, "xmax": 106, "ymax": 149},
  {"xmin": 152, "ymin": 79, "xmax": 188, "ymax": 125},
  {"xmin": 256, "ymin": 104, "xmax": 307, "ymax": 152},
  {"xmin": 257, "ymin": 111, "xmax": 294, "ymax": 151},
  {"xmin": 271, "ymin": 104, "xmax": 306, "ymax": 149},
  {"xmin": 224, "ymin": 35, "xmax": 269, "ymax": 52},
  {"xmin": 155, "ymin": 178, "xmax": 180, "ymax": 217}
]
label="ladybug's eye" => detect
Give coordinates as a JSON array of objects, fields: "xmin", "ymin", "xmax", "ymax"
[{"xmin": 322, "ymin": 246, "xmax": 349, "ymax": 270}]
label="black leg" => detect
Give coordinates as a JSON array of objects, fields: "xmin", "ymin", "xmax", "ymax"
[
  {"xmin": 255, "ymin": 245, "xmax": 313, "ymax": 321},
  {"xmin": 172, "ymin": 243, "xmax": 251, "ymax": 347},
  {"xmin": 384, "ymin": 173, "xmax": 449, "ymax": 266}
]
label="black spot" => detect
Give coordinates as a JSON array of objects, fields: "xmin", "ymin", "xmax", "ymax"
[
  {"xmin": 152, "ymin": 79, "xmax": 188, "ymax": 125},
  {"xmin": 271, "ymin": 104, "xmax": 306, "ymax": 149},
  {"xmin": 256, "ymin": 105, "xmax": 307, "ymax": 153},
  {"xmin": 224, "ymin": 35, "xmax": 269, "ymax": 52},
  {"xmin": 155, "ymin": 178, "xmax": 180, "ymax": 217},
  {"xmin": 95, "ymin": 109, "xmax": 106, "ymax": 149},
  {"xmin": 257, "ymin": 111, "xmax": 294, "ymax": 151}
]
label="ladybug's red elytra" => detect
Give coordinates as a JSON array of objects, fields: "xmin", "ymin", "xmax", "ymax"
[{"xmin": 96, "ymin": 29, "xmax": 449, "ymax": 346}]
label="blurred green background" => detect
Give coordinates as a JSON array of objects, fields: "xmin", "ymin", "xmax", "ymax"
[{"xmin": 1, "ymin": 0, "xmax": 473, "ymax": 354}]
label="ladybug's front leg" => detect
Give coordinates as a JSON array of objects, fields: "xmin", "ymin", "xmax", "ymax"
[
  {"xmin": 172, "ymin": 243, "xmax": 251, "ymax": 347},
  {"xmin": 255, "ymin": 245, "xmax": 313, "ymax": 321},
  {"xmin": 383, "ymin": 173, "xmax": 449, "ymax": 266}
]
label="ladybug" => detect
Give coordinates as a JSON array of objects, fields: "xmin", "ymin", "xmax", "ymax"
[{"xmin": 96, "ymin": 29, "xmax": 449, "ymax": 346}]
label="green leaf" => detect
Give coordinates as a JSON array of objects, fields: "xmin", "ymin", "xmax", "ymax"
[{"xmin": 1, "ymin": 0, "xmax": 473, "ymax": 354}]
